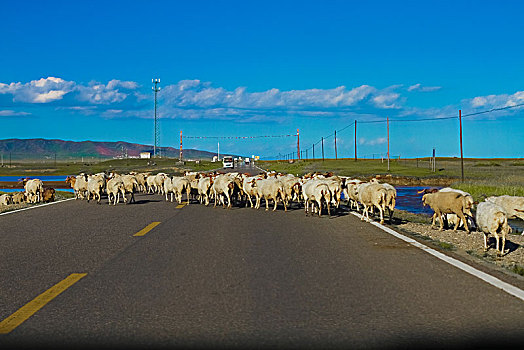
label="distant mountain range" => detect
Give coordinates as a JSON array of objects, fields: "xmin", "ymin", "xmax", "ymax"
[{"xmin": 0, "ymin": 138, "xmax": 223, "ymax": 161}]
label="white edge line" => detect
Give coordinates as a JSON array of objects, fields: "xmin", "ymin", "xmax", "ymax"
[
  {"xmin": 350, "ymin": 211, "xmax": 524, "ymax": 302},
  {"xmin": 0, "ymin": 198, "xmax": 75, "ymax": 216}
]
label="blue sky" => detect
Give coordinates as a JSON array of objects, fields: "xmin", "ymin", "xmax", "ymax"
[{"xmin": 1, "ymin": 0, "xmax": 523, "ymax": 159}]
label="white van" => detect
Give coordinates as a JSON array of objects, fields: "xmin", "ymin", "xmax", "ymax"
[{"xmin": 222, "ymin": 156, "xmax": 234, "ymax": 168}]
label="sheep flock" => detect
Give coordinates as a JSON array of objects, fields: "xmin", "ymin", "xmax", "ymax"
[{"xmin": 1, "ymin": 170, "xmax": 523, "ymax": 256}]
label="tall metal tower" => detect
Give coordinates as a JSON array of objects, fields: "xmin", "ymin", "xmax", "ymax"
[{"xmin": 152, "ymin": 78, "xmax": 161, "ymax": 157}]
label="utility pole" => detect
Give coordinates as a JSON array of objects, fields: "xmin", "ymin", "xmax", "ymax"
[
  {"xmin": 152, "ymin": 78, "xmax": 161, "ymax": 158},
  {"xmin": 321, "ymin": 137, "xmax": 324, "ymax": 162},
  {"xmin": 387, "ymin": 116, "xmax": 390, "ymax": 171},
  {"xmin": 459, "ymin": 109, "xmax": 464, "ymax": 181},
  {"xmin": 312, "ymin": 144, "xmax": 315, "ymax": 159},
  {"xmin": 297, "ymin": 129, "xmax": 300, "ymax": 160},
  {"xmin": 334, "ymin": 130, "xmax": 337, "ymax": 160},
  {"xmin": 179, "ymin": 130, "xmax": 183, "ymax": 161},
  {"xmin": 354, "ymin": 120, "xmax": 357, "ymax": 161}
]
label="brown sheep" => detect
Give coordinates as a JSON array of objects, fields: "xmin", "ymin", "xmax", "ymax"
[
  {"xmin": 42, "ymin": 188, "xmax": 56, "ymax": 203},
  {"xmin": 422, "ymin": 191, "xmax": 472, "ymax": 232}
]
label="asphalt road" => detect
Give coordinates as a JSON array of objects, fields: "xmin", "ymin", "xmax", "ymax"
[{"xmin": 1, "ymin": 189, "xmax": 524, "ymax": 349}]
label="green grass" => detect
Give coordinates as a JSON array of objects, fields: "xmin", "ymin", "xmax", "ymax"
[
  {"xmin": 511, "ymin": 265, "xmax": 524, "ymax": 277},
  {"xmin": 453, "ymin": 181, "xmax": 524, "ymax": 202},
  {"xmin": 259, "ymin": 157, "xmax": 524, "ymax": 180},
  {"xmin": 0, "ymin": 158, "xmax": 220, "ymax": 176},
  {"xmin": 437, "ymin": 241, "xmax": 455, "ymax": 251},
  {"xmin": 258, "ymin": 158, "xmax": 448, "ymax": 178}
]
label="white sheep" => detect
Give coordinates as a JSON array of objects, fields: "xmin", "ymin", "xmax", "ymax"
[
  {"xmin": 106, "ymin": 177, "xmax": 126, "ymax": 205},
  {"xmin": 253, "ymin": 178, "xmax": 287, "ymax": 212},
  {"xmin": 476, "ymin": 201, "xmax": 511, "ymax": 256},
  {"xmin": 357, "ymin": 182, "xmax": 387, "ymax": 224},
  {"xmin": 0, "ymin": 194, "xmax": 12, "ymax": 206},
  {"xmin": 486, "ymin": 195, "xmax": 524, "ymax": 221},
  {"xmin": 24, "ymin": 178, "xmax": 44, "ymax": 203},
  {"xmin": 302, "ymin": 179, "xmax": 331, "ymax": 217}
]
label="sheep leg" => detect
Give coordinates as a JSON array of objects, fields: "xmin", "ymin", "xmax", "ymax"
[
  {"xmin": 483, "ymin": 233, "xmax": 489, "ymax": 251},
  {"xmin": 460, "ymin": 213, "xmax": 469, "ymax": 232},
  {"xmin": 378, "ymin": 206, "xmax": 384, "ymax": 224},
  {"xmin": 430, "ymin": 213, "xmax": 437, "ymax": 229}
]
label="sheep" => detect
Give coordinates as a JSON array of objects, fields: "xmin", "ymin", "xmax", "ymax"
[
  {"xmin": 476, "ymin": 201, "xmax": 511, "ymax": 256},
  {"xmin": 120, "ymin": 174, "xmax": 139, "ymax": 203},
  {"xmin": 241, "ymin": 176, "xmax": 259, "ymax": 208},
  {"xmin": 486, "ymin": 195, "xmax": 524, "ymax": 221},
  {"xmin": 302, "ymin": 179, "xmax": 331, "ymax": 217},
  {"xmin": 11, "ymin": 192, "xmax": 26, "ymax": 204},
  {"xmin": 380, "ymin": 182, "xmax": 397, "ymax": 222},
  {"xmin": 0, "ymin": 194, "xmax": 12, "ymax": 206},
  {"xmin": 172, "ymin": 176, "xmax": 192, "ymax": 204},
  {"xmin": 357, "ymin": 183, "xmax": 387, "ymax": 224},
  {"xmin": 86, "ymin": 175, "xmax": 106, "ymax": 204},
  {"xmin": 211, "ymin": 174, "xmax": 235, "ymax": 209},
  {"xmin": 66, "ymin": 174, "xmax": 88, "ymax": 200},
  {"xmin": 197, "ymin": 175, "xmax": 214, "ymax": 206},
  {"xmin": 153, "ymin": 173, "xmax": 168, "ymax": 194},
  {"xmin": 163, "ymin": 177, "xmax": 176, "ymax": 202},
  {"xmin": 419, "ymin": 187, "xmax": 475, "ymax": 229},
  {"xmin": 106, "ymin": 177, "xmax": 126, "ymax": 205},
  {"xmin": 252, "ymin": 178, "xmax": 287, "ymax": 212},
  {"xmin": 345, "ymin": 179, "xmax": 364, "ymax": 211},
  {"xmin": 146, "ymin": 174, "xmax": 157, "ymax": 193},
  {"xmin": 134, "ymin": 173, "xmax": 149, "ymax": 193},
  {"xmin": 42, "ymin": 188, "xmax": 55, "ymax": 203},
  {"xmin": 422, "ymin": 191, "xmax": 472, "ymax": 232},
  {"xmin": 23, "ymin": 178, "xmax": 44, "ymax": 203}
]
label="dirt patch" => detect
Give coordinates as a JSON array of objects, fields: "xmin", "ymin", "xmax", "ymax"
[{"xmin": 369, "ymin": 174, "xmax": 457, "ymax": 186}]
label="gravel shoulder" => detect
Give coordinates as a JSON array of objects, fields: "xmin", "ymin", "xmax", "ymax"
[{"xmin": 389, "ymin": 209, "xmax": 524, "ymax": 278}]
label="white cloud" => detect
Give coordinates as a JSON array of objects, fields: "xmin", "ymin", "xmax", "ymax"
[
  {"xmin": 0, "ymin": 110, "xmax": 30, "ymax": 116},
  {"xmin": 0, "ymin": 77, "xmax": 75, "ymax": 103},
  {"xmin": 466, "ymin": 91, "xmax": 524, "ymax": 110},
  {"xmin": 359, "ymin": 137, "xmax": 387, "ymax": 146},
  {"xmin": 408, "ymin": 83, "xmax": 441, "ymax": 92}
]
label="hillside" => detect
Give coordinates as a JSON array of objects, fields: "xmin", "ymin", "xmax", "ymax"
[{"xmin": 0, "ymin": 138, "xmax": 220, "ymax": 161}]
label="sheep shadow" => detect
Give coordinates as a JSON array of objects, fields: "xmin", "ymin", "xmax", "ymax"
[{"xmin": 485, "ymin": 236, "xmax": 520, "ymax": 256}]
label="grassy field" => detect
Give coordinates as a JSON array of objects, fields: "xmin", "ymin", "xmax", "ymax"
[
  {"xmin": 258, "ymin": 157, "xmax": 524, "ymax": 200},
  {"xmin": 0, "ymin": 158, "xmax": 220, "ymax": 176}
]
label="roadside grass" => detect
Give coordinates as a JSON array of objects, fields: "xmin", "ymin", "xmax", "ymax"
[
  {"xmin": 452, "ymin": 179, "xmax": 524, "ymax": 202},
  {"xmin": 0, "ymin": 190, "xmax": 74, "ymax": 214},
  {"xmin": 512, "ymin": 264, "xmax": 524, "ymax": 277}
]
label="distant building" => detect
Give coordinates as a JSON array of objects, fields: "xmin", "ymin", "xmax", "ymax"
[{"xmin": 140, "ymin": 152, "xmax": 151, "ymax": 159}]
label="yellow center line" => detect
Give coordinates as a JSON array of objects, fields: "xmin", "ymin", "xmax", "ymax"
[
  {"xmin": 0, "ymin": 273, "xmax": 87, "ymax": 334},
  {"xmin": 176, "ymin": 203, "xmax": 187, "ymax": 209},
  {"xmin": 133, "ymin": 222, "xmax": 161, "ymax": 237}
]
